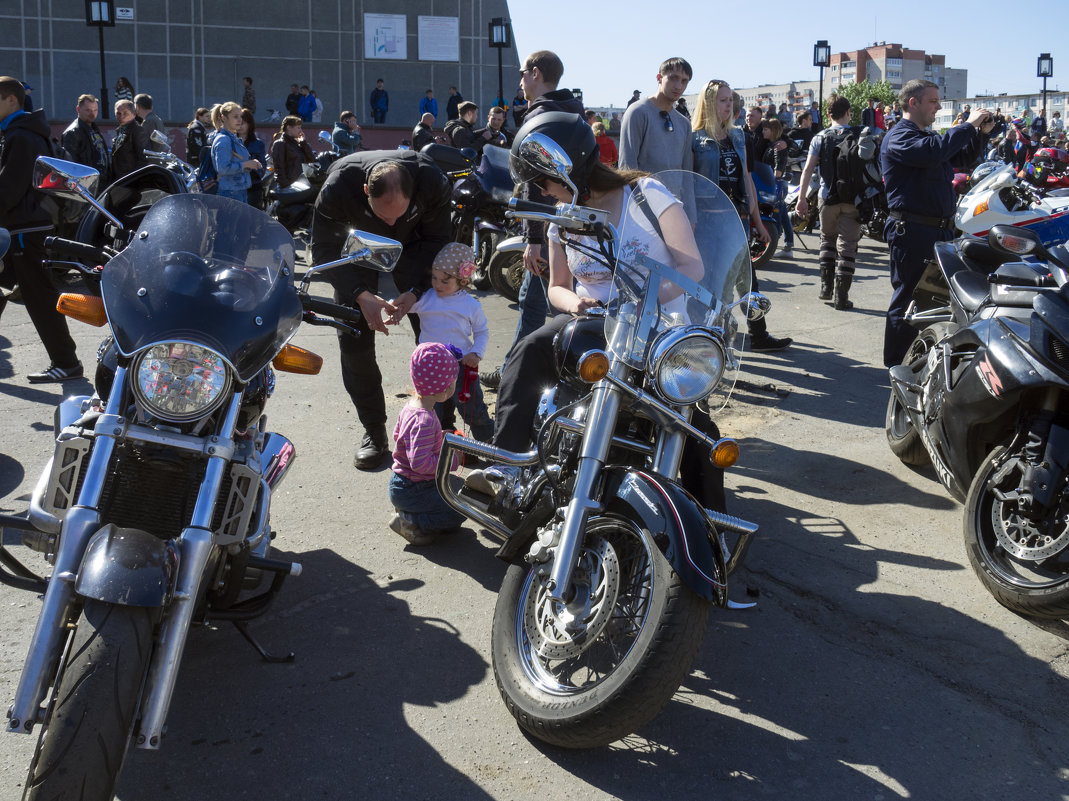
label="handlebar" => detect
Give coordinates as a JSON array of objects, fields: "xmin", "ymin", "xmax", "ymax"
[
  {"xmin": 506, "ymin": 198, "xmax": 611, "ymax": 233},
  {"xmin": 44, "ymin": 236, "xmax": 111, "ymax": 265},
  {"xmin": 300, "ymin": 294, "xmax": 363, "ymax": 325}
]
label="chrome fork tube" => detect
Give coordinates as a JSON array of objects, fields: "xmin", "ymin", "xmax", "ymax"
[
  {"xmin": 7, "ymin": 367, "xmax": 128, "ymax": 734},
  {"xmin": 136, "ymin": 393, "xmax": 242, "ymax": 750},
  {"xmin": 650, "ymin": 406, "xmax": 692, "ymax": 480},
  {"xmin": 546, "ymin": 366, "xmax": 626, "ymax": 603}
]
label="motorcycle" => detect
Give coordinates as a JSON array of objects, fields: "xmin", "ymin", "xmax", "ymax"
[
  {"xmin": 265, "ymin": 131, "xmax": 335, "ymax": 240},
  {"xmin": 421, "ymin": 142, "xmax": 522, "ymax": 299},
  {"xmin": 885, "ymin": 224, "xmax": 1069, "ymax": 617},
  {"xmin": 0, "ymin": 155, "xmax": 401, "ymax": 800},
  {"xmin": 436, "ymin": 149, "xmax": 764, "ymax": 747},
  {"xmin": 749, "ymin": 161, "xmax": 782, "ymax": 268},
  {"xmin": 956, "ymin": 162, "xmax": 1069, "ymax": 244}
]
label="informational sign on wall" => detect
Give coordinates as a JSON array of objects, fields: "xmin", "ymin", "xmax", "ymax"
[
  {"xmin": 116, "ymin": 6, "xmax": 134, "ymax": 20},
  {"xmin": 417, "ymin": 16, "xmax": 459, "ymax": 62},
  {"xmin": 365, "ymin": 13, "xmax": 407, "ymax": 60}
]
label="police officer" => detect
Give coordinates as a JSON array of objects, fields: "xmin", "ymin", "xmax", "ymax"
[
  {"xmin": 881, "ymin": 79, "xmax": 994, "ymax": 367},
  {"xmin": 310, "ymin": 150, "xmax": 451, "ymax": 470}
]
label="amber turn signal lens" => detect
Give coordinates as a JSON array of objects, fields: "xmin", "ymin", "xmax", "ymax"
[
  {"xmin": 56, "ymin": 293, "xmax": 107, "ymax": 327},
  {"xmin": 272, "ymin": 345, "xmax": 323, "ymax": 375},
  {"xmin": 710, "ymin": 438, "xmax": 740, "ymax": 469},
  {"xmin": 577, "ymin": 350, "xmax": 610, "ymax": 383},
  {"xmin": 972, "ymin": 200, "xmax": 989, "ymax": 216}
]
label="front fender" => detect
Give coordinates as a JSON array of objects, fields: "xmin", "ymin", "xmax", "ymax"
[
  {"xmin": 75, "ymin": 524, "xmax": 179, "ymax": 607},
  {"xmin": 603, "ymin": 467, "xmax": 727, "ymax": 605},
  {"xmin": 494, "ymin": 234, "xmax": 526, "ymax": 254}
]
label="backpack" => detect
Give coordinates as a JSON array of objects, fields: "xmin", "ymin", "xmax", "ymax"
[
  {"xmin": 820, "ymin": 125, "xmax": 885, "ymax": 221},
  {"xmin": 196, "ymin": 135, "xmax": 218, "ymax": 194}
]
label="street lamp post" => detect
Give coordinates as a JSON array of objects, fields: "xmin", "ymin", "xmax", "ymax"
[
  {"xmin": 85, "ymin": 0, "xmax": 116, "ymax": 119},
  {"xmin": 813, "ymin": 40, "xmax": 831, "ymax": 128},
  {"xmin": 488, "ymin": 18, "xmax": 512, "ymax": 111},
  {"xmin": 1038, "ymin": 53, "xmax": 1054, "ymax": 123}
]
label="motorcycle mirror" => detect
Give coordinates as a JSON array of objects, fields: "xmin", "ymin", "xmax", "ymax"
[
  {"xmin": 149, "ymin": 129, "xmax": 172, "ymax": 151},
  {"xmin": 342, "ymin": 230, "xmax": 402, "ymax": 273},
  {"xmin": 988, "ymin": 225, "xmax": 1050, "ymax": 259},
  {"xmin": 317, "ymin": 130, "xmax": 333, "ymax": 145},
  {"xmin": 739, "ymin": 292, "xmax": 772, "ymax": 322},
  {"xmin": 33, "ymin": 156, "xmax": 99, "ymax": 202},
  {"xmin": 514, "ymin": 132, "xmax": 579, "ymax": 201}
]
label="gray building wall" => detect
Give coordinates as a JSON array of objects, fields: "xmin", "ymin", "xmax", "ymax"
[{"xmin": 3, "ymin": 0, "xmax": 519, "ymax": 124}]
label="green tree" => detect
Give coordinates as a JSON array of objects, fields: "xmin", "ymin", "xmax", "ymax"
[{"xmin": 821, "ymin": 80, "xmax": 897, "ymax": 127}]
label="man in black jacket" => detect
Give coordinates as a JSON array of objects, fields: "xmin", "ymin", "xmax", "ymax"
[
  {"xmin": 61, "ymin": 93, "xmax": 112, "ymax": 180},
  {"xmin": 411, "ymin": 113, "xmax": 435, "ymax": 151},
  {"xmin": 0, "ymin": 76, "xmax": 82, "ymax": 382},
  {"xmin": 445, "ymin": 102, "xmax": 498, "ymax": 152},
  {"xmin": 310, "ymin": 150, "xmax": 452, "ymax": 469},
  {"xmin": 111, "ymin": 99, "xmax": 147, "ymax": 179}
]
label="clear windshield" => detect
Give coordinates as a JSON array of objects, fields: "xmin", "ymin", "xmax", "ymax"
[
  {"xmin": 963, "ymin": 163, "xmax": 1016, "ymax": 201},
  {"xmin": 604, "ymin": 170, "xmax": 750, "ymax": 410},
  {"xmin": 102, "ymin": 194, "xmax": 303, "ymax": 381}
]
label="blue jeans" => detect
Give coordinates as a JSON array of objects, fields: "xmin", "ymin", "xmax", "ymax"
[
  {"xmin": 436, "ymin": 380, "xmax": 494, "ymax": 442},
  {"xmin": 372, "ymin": 109, "xmax": 386, "ymax": 125},
  {"xmin": 505, "ymin": 267, "xmax": 549, "ymax": 366},
  {"xmin": 388, "ymin": 473, "xmax": 464, "ymax": 531},
  {"xmin": 218, "ymin": 187, "xmax": 248, "ymax": 204},
  {"xmin": 775, "ymin": 180, "xmax": 794, "ymax": 247}
]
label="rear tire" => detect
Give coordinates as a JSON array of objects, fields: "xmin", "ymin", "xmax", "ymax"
[
  {"xmin": 751, "ymin": 221, "xmax": 779, "ymax": 270},
  {"xmin": 24, "ymin": 601, "xmax": 155, "ymax": 801},
  {"xmin": 488, "ymin": 247, "xmax": 525, "ymax": 303},
  {"xmin": 885, "ymin": 324, "xmax": 947, "ymax": 466}
]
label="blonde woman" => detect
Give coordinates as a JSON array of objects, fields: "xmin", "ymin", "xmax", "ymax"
[
  {"xmin": 209, "ymin": 101, "xmax": 260, "ymax": 202},
  {"xmin": 691, "ymin": 78, "xmax": 791, "ymax": 352}
]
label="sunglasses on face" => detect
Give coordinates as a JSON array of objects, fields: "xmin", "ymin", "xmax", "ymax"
[{"xmin": 660, "ymin": 110, "xmax": 674, "ymax": 133}]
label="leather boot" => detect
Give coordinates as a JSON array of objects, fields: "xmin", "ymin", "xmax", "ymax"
[
  {"xmin": 353, "ymin": 425, "xmax": 390, "ymax": 470},
  {"xmin": 834, "ymin": 274, "xmax": 854, "ymax": 310},
  {"xmin": 818, "ymin": 263, "xmax": 834, "ymax": 300}
]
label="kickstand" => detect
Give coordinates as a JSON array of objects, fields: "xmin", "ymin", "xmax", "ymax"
[{"xmin": 232, "ymin": 621, "xmax": 295, "ymax": 663}]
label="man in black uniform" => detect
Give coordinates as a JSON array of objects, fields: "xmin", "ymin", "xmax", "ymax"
[
  {"xmin": 881, "ymin": 79, "xmax": 994, "ymax": 367},
  {"xmin": 310, "ymin": 150, "xmax": 451, "ymax": 469},
  {"xmin": 61, "ymin": 93, "xmax": 111, "ymax": 180},
  {"xmin": 0, "ymin": 76, "xmax": 82, "ymax": 381}
]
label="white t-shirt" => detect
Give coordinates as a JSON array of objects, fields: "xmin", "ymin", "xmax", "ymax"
[
  {"xmin": 548, "ymin": 177, "xmax": 682, "ymax": 303},
  {"xmin": 411, "ymin": 289, "xmax": 489, "ymax": 357}
]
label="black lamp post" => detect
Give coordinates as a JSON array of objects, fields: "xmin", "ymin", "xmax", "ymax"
[
  {"xmin": 85, "ymin": 0, "xmax": 115, "ymax": 119},
  {"xmin": 488, "ymin": 18, "xmax": 511, "ymax": 110},
  {"xmin": 1038, "ymin": 53, "xmax": 1054, "ymax": 122},
  {"xmin": 813, "ymin": 40, "xmax": 831, "ymax": 128}
]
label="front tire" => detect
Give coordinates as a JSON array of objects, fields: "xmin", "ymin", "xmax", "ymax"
[
  {"xmin": 885, "ymin": 324, "xmax": 948, "ymax": 465},
  {"xmin": 963, "ymin": 445, "xmax": 1069, "ymax": 618},
  {"xmin": 491, "ymin": 514, "xmax": 710, "ymax": 748},
  {"xmin": 24, "ymin": 601, "xmax": 156, "ymax": 801},
  {"xmin": 751, "ymin": 221, "xmax": 779, "ymax": 270},
  {"xmin": 488, "ymin": 247, "xmax": 525, "ymax": 303}
]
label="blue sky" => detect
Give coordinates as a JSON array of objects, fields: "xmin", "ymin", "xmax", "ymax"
[{"xmin": 507, "ymin": 1, "xmax": 1063, "ymax": 108}]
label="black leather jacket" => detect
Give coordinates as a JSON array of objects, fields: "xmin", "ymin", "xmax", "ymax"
[
  {"xmin": 61, "ymin": 117, "xmax": 111, "ymax": 178},
  {"xmin": 0, "ymin": 109, "xmax": 53, "ymax": 229}
]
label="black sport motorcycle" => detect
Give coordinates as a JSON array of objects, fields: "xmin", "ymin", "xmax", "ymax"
[
  {"xmin": 886, "ymin": 225, "xmax": 1069, "ymax": 617},
  {"xmin": 1, "ymin": 156, "xmax": 401, "ymax": 800},
  {"xmin": 437, "ymin": 147, "xmax": 765, "ymax": 747}
]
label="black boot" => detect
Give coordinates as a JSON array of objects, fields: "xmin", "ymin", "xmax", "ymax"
[
  {"xmin": 834, "ymin": 274, "xmax": 854, "ymax": 310},
  {"xmin": 354, "ymin": 425, "xmax": 390, "ymax": 470},
  {"xmin": 819, "ymin": 263, "xmax": 834, "ymax": 300}
]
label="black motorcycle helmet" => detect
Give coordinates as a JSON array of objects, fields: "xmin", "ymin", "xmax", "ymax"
[{"xmin": 509, "ymin": 111, "xmax": 599, "ymax": 199}]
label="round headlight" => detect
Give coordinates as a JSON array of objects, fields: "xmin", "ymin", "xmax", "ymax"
[
  {"xmin": 650, "ymin": 328, "xmax": 726, "ymax": 405},
  {"xmin": 132, "ymin": 343, "xmax": 233, "ymax": 422}
]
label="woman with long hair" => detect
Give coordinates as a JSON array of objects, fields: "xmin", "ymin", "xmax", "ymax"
[
  {"xmin": 238, "ymin": 107, "xmax": 267, "ymax": 208},
  {"xmin": 209, "ymin": 101, "xmax": 260, "ymax": 203},
  {"xmin": 114, "ymin": 77, "xmax": 133, "ymax": 103},
  {"xmin": 691, "ymin": 78, "xmax": 791, "ymax": 352},
  {"xmin": 269, "ymin": 115, "xmax": 314, "ymax": 189}
]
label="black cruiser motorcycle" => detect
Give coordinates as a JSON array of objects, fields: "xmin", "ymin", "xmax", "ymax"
[
  {"xmin": 886, "ymin": 225, "xmax": 1069, "ymax": 617},
  {"xmin": 1, "ymin": 156, "xmax": 400, "ymax": 800},
  {"xmin": 437, "ymin": 136, "xmax": 765, "ymax": 747}
]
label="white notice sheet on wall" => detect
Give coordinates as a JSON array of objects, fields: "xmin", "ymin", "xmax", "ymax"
[{"xmin": 418, "ymin": 16, "xmax": 459, "ymax": 62}]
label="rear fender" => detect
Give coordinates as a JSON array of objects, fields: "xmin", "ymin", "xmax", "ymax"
[
  {"xmin": 75, "ymin": 524, "xmax": 179, "ymax": 607},
  {"xmin": 494, "ymin": 235, "xmax": 526, "ymax": 254},
  {"xmin": 602, "ymin": 467, "xmax": 727, "ymax": 605}
]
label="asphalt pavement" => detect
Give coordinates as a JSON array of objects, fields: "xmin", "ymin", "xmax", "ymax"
[{"xmin": 0, "ymin": 234, "xmax": 1067, "ymax": 800}]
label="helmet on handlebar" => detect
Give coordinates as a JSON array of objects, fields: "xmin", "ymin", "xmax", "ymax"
[{"xmin": 509, "ymin": 111, "xmax": 599, "ymax": 197}]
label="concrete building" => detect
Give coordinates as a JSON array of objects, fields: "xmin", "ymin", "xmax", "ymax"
[
  {"xmin": 827, "ymin": 42, "xmax": 967, "ymax": 99},
  {"xmin": 935, "ymin": 90, "xmax": 1069, "ymax": 130},
  {"xmin": 2, "ymin": 0, "xmax": 519, "ymax": 124},
  {"xmin": 734, "ymin": 81, "xmax": 822, "ymax": 121}
]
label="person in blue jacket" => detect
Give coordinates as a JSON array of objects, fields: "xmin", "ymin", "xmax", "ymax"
[
  {"xmin": 419, "ymin": 89, "xmax": 438, "ymax": 119},
  {"xmin": 332, "ymin": 111, "xmax": 363, "ymax": 155},
  {"xmin": 210, "ymin": 102, "xmax": 261, "ymax": 203},
  {"xmin": 881, "ymin": 80, "xmax": 994, "ymax": 367}
]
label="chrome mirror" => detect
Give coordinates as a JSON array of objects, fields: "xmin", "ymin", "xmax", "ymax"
[
  {"xmin": 318, "ymin": 130, "xmax": 334, "ymax": 146},
  {"xmin": 342, "ymin": 230, "xmax": 402, "ymax": 273},
  {"xmin": 34, "ymin": 156, "xmax": 99, "ymax": 202},
  {"xmin": 740, "ymin": 292, "xmax": 771, "ymax": 322},
  {"xmin": 150, "ymin": 129, "xmax": 172, "ymax": 150},
  {"xmin": 513, "ymin": 132, "xmax": 578, "ymax": 202}
]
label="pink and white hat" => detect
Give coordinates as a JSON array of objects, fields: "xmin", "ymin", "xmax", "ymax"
[{"xmin": 410, "ymin": 342, "xmax": 458, "ymax": 396}]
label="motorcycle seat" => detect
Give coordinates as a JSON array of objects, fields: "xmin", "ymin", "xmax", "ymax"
[
  {"xmin": 949, "ymin": 269, "xmax": 990, "ymax": 315},
  {"xmin": 959, "ymin": 238, "xmax": 1017, "ymax": 270}
]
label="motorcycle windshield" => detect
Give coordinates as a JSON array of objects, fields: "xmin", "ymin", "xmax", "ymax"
[
  {"xmin": 605, "ymin": 170, "xmax": 750, "ymax": 410},
  {"xmin": 102, "ymin": 194, "xmax": 302, "ymax": 382},
  {"xmin": 962, "ymin": 163, "xmax": 1016, "ymax": 203}
]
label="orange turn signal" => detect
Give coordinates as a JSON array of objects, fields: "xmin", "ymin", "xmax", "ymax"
[
  {"xmin": 272, "ymin": 344, "xmax": 322, "ymax": 375},
  {"xmin": 577, "ymin": 350, "xmax": 610, "ymax": 383},
  {"xmin": 972, "ymin": 199, "xmax": 989, "ymax": 217},
  {"xmin": 56, "ymin": 293, "xmax": 107, "ymax": 327},
  {"xmin": 710, "ymin": 438, "xmax": 740, "ymax": 469}
]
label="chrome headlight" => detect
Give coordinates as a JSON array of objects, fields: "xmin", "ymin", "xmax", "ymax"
[
  {"xmin": 649, "ymin": 327, "xmax": 726, "ymax": 405},
  {"xmin": 132, "ymin": 343, "xmax": 233, "ymax": 422}
]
